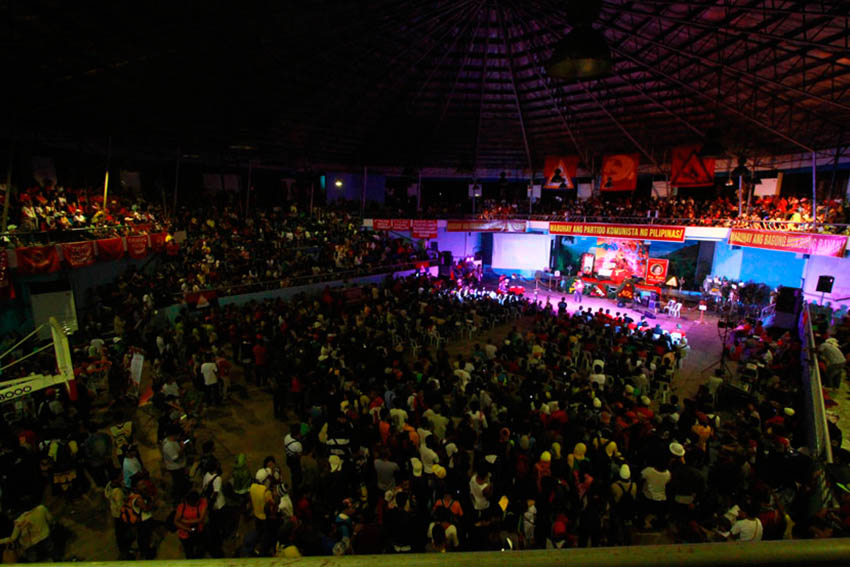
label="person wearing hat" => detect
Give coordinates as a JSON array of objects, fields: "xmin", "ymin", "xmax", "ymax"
[
  {"xmin": 818, "ymin": 337, "xmax": 846, "ymax": 389},
  {"xmin": 610, "ymin": 464, "xmax": 638, "ymax": 545},
  {"xmin": 250, "ymin": 467, "xmax": 275, "ymax": 554}
]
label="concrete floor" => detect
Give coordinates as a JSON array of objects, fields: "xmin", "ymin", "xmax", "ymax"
[{"xmin": 52, "ymin": 296, "xmax": 727, "ymax": 561}]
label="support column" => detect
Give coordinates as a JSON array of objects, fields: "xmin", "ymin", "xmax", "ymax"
[{"xmin": 811, "ymin": 152, "xmax": 817, "ymax": 232}]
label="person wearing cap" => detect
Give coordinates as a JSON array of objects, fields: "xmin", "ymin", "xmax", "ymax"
[
  {"xmin": 818, "ymin": 337, "xmax": 846, "ymax": 389},
  {"xmin": 250, "ymin": 467, "xmax": 275, "ymax": 554},
  {"xmin": 610, "ymin": 464, "xmax": 638, "ymax": 545}
]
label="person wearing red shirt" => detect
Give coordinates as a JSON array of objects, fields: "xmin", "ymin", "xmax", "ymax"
[{"xmin": 253, "ymin": 341, "xmax": 268, "ymax": 387}]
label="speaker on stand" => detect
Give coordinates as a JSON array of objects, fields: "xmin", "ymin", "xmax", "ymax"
[{"xmin": 816, "ymin": 275, "xmax": 835, "ymax": 306}]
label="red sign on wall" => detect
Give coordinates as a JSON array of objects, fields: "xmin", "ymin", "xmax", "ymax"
[{"xmin": 645, "ymin": 258, "xmax": 669, "ymax": 285}]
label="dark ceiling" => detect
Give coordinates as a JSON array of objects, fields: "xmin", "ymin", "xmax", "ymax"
[{"xmin": 5, "ymin": 0, "xmax": 850, "ymax": 170}]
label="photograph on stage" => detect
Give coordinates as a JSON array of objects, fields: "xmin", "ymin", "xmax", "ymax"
[{"xmin": 593, "ymin": 238, "xmax": 649, "ymax": 284}]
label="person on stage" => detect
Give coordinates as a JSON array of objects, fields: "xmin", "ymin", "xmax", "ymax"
[{"xmin": 574, "ymin": 278, "xmax": 585, "ymax": 303}]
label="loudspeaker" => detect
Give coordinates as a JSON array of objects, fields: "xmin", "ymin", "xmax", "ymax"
[
  {"xmin": 776, "ymin": 286, "xmax": 801, "ymax": 312},
  {"xmin": 644, "ymin": 310, "xmax": 656, "ymax": 319},
  {"xmin": 816, "ymin": 275, "xmax": 835, "ymax": 293},
  {"xmin": 440, "ymin": 251, "xmax": 453, "ymax": 266}
]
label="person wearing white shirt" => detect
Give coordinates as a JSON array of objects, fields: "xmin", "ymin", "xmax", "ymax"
[
  {"xmin": 729, "ymin": 509, "xmax": 763, "ymax": 542},
  {"xmin": 484, "ymin": 339, "xmax": 498, "ymax": 360},
  {"xmin": 419, "ymin": 437, "xmax": 440, "ymax": 474},
  {"xmin": 200, "ymin": 357, "xmax": 219, "ymax": 404}
]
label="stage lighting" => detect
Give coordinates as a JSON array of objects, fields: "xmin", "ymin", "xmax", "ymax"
[
  {"xmin": 665, "ymin": 276, "xmax": 679, "ymax": 287},
  {"xmin": 546, "ymin": 27, "xmax": 612, "ymax": 81},
  {"xmin": 334, "ymin": 179, "xmax": 344, "ymax": 188},
  {"xmin": 725, "ymin": 177, "xmax": 734, "ymax": 187}
]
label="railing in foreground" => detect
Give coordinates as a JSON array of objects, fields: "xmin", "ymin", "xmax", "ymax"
[
  {"xmin": 172, "ymin": 259, "xmax": 437, "ymax": 301},
  {"xmin": 800, "ymin": 301, "xmax": 833, "ymax": 464},
  {"xmin": 47, "ymin": 540, "xmax": 850, "ymax": 567}
]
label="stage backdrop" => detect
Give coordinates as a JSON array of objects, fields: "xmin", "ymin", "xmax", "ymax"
[{"xmin": 594, "ymin": 238, "xmax": 649, "ymax": 284}]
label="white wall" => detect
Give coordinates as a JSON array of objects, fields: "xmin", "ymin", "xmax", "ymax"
[
  {"xmin": 434, "ymin": 229, "xmax": 481, "ymax": 260},
  {"xmin": 492, "ymin": 233, "xmax": 552, "ymax": 273}
]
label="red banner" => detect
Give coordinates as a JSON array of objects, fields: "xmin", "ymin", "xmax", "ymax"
[
  {"xmin": 97, "ymin": 237, "xmax": 125, "ymax": 261},
  {"xmin": 601, "ymin": 154, "xmax": 640, "ymax": 191},
  {"xmin": 671, "ymin": 145, "xmax": 716, "ymax": 187},
  {"xmin": 412, "ymin": 219, "xmax": 438, "ymax": 239},
  {"xmin": 645, "ymin": 258, "xmax": 670, "ymax": 285},
  {"xmin": 149, "ymin": 232, "xmax": 167, "ymax": 252},
  {"xmin": 16, "ymin": 245, "xmax": 61, "ymax": 274},
  {"xmin": 372, "ymin": 219, "xmax": 393, "ymax": 230},
  {"xmin": 127, "ymin": 235, "xmax": 149, "ymax": 259},
  {"xmin": 61, "ymin": 241, "xmax": 96, "ymax": 268},
  {"xmin": 728, "ymin": 229, "xmax": 847, "ymax": 258},
  {"xmin": 543, "ymin": 155, "xmax": 580, "ymax": 189},
  {"xmin": 0, "ymin": 252, "xmax": 13, "ymax": 300},
  {"xmin": 446, "ymin": 220, "xmax": 527, "ymax": 233},
  {"xmin": 549, "ymin": 222, "xmax": 686, "ymax": 242}
]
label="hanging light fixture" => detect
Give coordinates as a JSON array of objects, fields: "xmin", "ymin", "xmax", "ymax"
[{"xmin": 546, "ymin": 0, "xmax": 612, "ymax": 81}]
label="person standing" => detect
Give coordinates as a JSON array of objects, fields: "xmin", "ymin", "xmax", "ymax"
[
  {"xmin": 174, "ymin": 491, "xmax": 208, "ymax": 558},
  {"xmin": 201, "ymin": 461, "xmax": 226, "ymax": 557},
  {"xmin": 284, "ymin": 429, "xmax": 303, "ymax": 491},
  {"xmin": 253, "ymin": 339, "xmax": 269, "ymax": 387},
  {"xmin": 105, "ymin": 472, "xmax": 132, "ymax": 559},
  {"xmin": 250, "ymin": 468, "xmax": 275, "ymax": 555},
  {"xmin": 200, "ymin": 355, "xmax": 220, "ymax": 405},
  {"xmin": 0, "ymin": 504, "xmax": 55, "ymax": 563},
  {"xmin": 161, "ymin": 427, "xmax": 189, "ymax": 503},
  {"xmin": 819, "ymin": 338, "xmax": 846, "ymax": 389},
  {"xmin": 557, "ymin": 297, "xmax": 568, "ymax": 316},
  {"xmin": 574, "ymin": 278, "xmax": 585, "ymax": 303}
]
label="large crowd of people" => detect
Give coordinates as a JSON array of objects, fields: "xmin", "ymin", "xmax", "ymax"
[
  {"xmin": 1, "ymin": 217, "xmax": 848, "ymax": 560},
  {"xmin": 4, "ymin": 182, "xmax": 166, "ymax": 242},
  {"xmin": 478, "ymin": 195, "xmax": 849, "ymax": 233}
]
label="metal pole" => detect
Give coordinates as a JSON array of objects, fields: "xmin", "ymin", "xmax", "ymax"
[
  {"xmin": 102, "ymin": 136, "xmax": 112, "ymax": 212},
  {"xmin": 812, "ymin": 151, "xmax": 817, "ymax": 231},
  {"xmin": 1, "ymin": 141, "xmax": 12, "ymax": 233},
  {"xmin": 172, "ymin": 147, "xmax": 180, "ymax": 213},
  {"xmin": 417, "ymin": 170, "xmax": 422, "ymax": 212},
  {"xmin": 738, "ymin": 175, "xmax": 743, "ymax": 218}
]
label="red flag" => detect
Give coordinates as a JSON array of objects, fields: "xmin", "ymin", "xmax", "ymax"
[
  {"xmin": 601, "ymin": 154, "xmax": 640, "ymax": 191},
  {"xmin": 543, "ymin": 156, "xmax": 580, "ymax": 189},
  {"xmin": 671, "ymin": 145, "xmax": 716, "ymax": 187},
  {"xmin": 16, "ymin": 245, "xmax": 61, "ymax": 274},
  {"xmin": 0, "ymin": 251, "xmax": 14, "ymax": 299},
  {"xmin": 149, "ymin": 232, "xmax": 167, "ymax": 252},
  {"xmin": 127, "ymin": 235, "xmax": 149, "ymax": 259},
  {"xmin": 61, "ymin": 241, "xmax": 96, "ymax": 268},
  {"xmin": 97, "ymin": 237, "xmax": 124, "ymax": 261}
]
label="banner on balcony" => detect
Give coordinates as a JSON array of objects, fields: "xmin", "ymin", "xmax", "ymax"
[
  {"xmin": 16, "ymin": 245, "xmax": 61, "ymax": 274},
  {"xmin": 127, "ymin": 235, "xmax": 149, "ymax": 259},
  {"xmin": 549, "ymin": 222, "xmax": 686, "ymax": 242},
  {"xmin": 446, "ymin": 220, "xmax": 528, "ymax": 233},
  {"xmin": 671, "ymin": 145, "xmax": 716, "ymax": 187},
  {"xmin": 543, "ymin": 155, "xmax": 580, "ymax": 189},
  {"xmin": 645, "ymin": 258, "xmax": 670, "ymax": 285},
  {"xmin": 728, "ymin": 229, "xmax": 847, "ymax": 257},
  {"xmin": 372, "ymin": 219, "xmax": 392, "ymax": 230},
  {"xmin": 411, "ymin": 220, "xmax": 438, "ymax": 239},
  {"xmin": 97, "ymin": 238, "xmax": 125, "ymax": 261},
  {"xmin": 601, "ymin": 154, "xmax": 639, "ymax": 191},
  {"xmin": 62, "ymin": 241, "xmax": 96, "ymax": 268}
]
